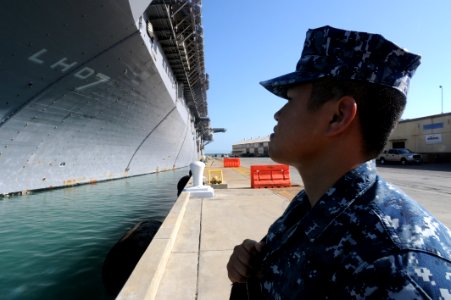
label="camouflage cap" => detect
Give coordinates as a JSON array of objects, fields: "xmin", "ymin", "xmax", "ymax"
[{"xmin": 260, "ymin": 25, "xmax": 421, "ymax": 98}]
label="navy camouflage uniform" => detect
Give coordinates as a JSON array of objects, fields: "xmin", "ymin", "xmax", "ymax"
[
  {"xmin": 248, "ymin": 25, "xmax": 451, "ymax": 299},
  {"xmin": 260, "ymin": 26, "xmax": 421, "ymax": 99},
  {"xmin": 259, "ymin": 161, "xmax": 451, "ymax": 299}
]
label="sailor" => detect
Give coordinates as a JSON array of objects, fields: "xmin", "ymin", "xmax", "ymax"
[{"xmin": 227, "ymin": 25, "xmax": 451, "ymax": 299}]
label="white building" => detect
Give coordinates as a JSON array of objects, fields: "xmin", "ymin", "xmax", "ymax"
[{"xmin": 232, "ymin": 136, "xmax": 270, "ymax": 157}]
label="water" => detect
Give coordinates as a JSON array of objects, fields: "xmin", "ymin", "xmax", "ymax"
[{"xmin": 0, "ymin": 168, "xmax": 190, "ymax": 300}]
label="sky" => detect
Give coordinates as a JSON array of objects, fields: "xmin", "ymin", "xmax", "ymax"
[{"xmin": 201, "ymin": 0, "xmax": 451, "ymax": 153}]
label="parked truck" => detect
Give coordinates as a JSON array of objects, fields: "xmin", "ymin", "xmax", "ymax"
[{"xmin": 377, "ymin": 148, "xmax": 423, "ymax": 165}]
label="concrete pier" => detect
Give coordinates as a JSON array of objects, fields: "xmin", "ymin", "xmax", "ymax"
[
  {"xmin": 117, "ymin": 158, "xmax": 451, "ymax": 299},
  {"xmin": 117, "ymin": 159, "xmax": 300, "ymax": 299}
]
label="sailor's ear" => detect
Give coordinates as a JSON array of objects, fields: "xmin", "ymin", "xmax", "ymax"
[{"xmin": 326, "ymin": 96, "xmax": 357, "ymax": 136}]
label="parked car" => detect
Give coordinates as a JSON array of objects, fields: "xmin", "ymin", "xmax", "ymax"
[{"xmin": 377, "ymin": 148, "xmax": 422, "ymax": 165}]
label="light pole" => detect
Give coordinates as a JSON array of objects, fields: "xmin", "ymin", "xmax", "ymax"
[{"xmin": 439, "ymin": 85, "xmax": 443, "ymax": 114}]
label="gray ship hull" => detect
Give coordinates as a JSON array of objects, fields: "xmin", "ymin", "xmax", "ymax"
[{"xmin": 0, "ymin": 1, "xmax": 209, "ymax": 195}]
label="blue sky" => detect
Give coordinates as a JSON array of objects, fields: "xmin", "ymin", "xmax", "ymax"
[{"xmin": 202, "ymin": 0, "xmax": 451, "ymax": 153}]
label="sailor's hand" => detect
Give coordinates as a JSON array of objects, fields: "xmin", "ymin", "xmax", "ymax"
[{"xmin": 227, "ymin": 239, "xmax": 265, "ymax": 283}]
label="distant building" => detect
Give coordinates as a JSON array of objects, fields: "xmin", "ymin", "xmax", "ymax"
[
  {"xmin": 387, "ymin": 112, "xmax": 451, "ymax": 162},
  {"xmin": 231, "ymin": 113, "xmax": 451, "ymax": 162},
  {"xmin": 232, "ymin": 136, "xmax": 270, "ymax": 157},
  {"xmin": 208, "ymin": 153, "xmax": 229, "ymax": 158}
]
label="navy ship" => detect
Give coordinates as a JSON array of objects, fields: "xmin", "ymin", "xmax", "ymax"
[{"xmin": 0, "ymin": 0, "xmax": 213, "ymax": 195}]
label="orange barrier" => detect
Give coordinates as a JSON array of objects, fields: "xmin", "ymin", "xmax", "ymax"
[
  {"xmin": 250, "ymin": 164, "xmax": 291, "ymax": 188},
  {"xmin": 223, "ymin": 157, "xmax": 240, "ymax": 168}
]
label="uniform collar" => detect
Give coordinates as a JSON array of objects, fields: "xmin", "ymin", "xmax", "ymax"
[{"xmin": 299, "ymin": 160, "xmax": 378, "ymax": 242}]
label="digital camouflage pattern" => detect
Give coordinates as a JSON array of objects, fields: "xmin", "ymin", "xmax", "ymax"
[
  {"xmin": 259, "ymin": 161, "xmax": 451, "ymax": 299},
  {"xmin": 260, "ymin": 25, "xmax": 421, "ymax": 99}
]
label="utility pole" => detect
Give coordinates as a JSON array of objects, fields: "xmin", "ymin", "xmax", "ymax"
[{"xmin": 439, "ymin": 85, "xmax": 444, "ymax": 114}]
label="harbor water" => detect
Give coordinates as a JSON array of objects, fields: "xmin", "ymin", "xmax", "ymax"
[{"xmin": 0, "ymin": 167, "xmax": 190, "ymax": 300}]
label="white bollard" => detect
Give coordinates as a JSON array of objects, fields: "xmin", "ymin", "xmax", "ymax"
[
  {"xmin": 183, "ymin": 161, "xmax": 214, "ymax": 198},
  {"xmin": 190, "ymin": 161, "xmax": 204, "ymax": 187}
]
